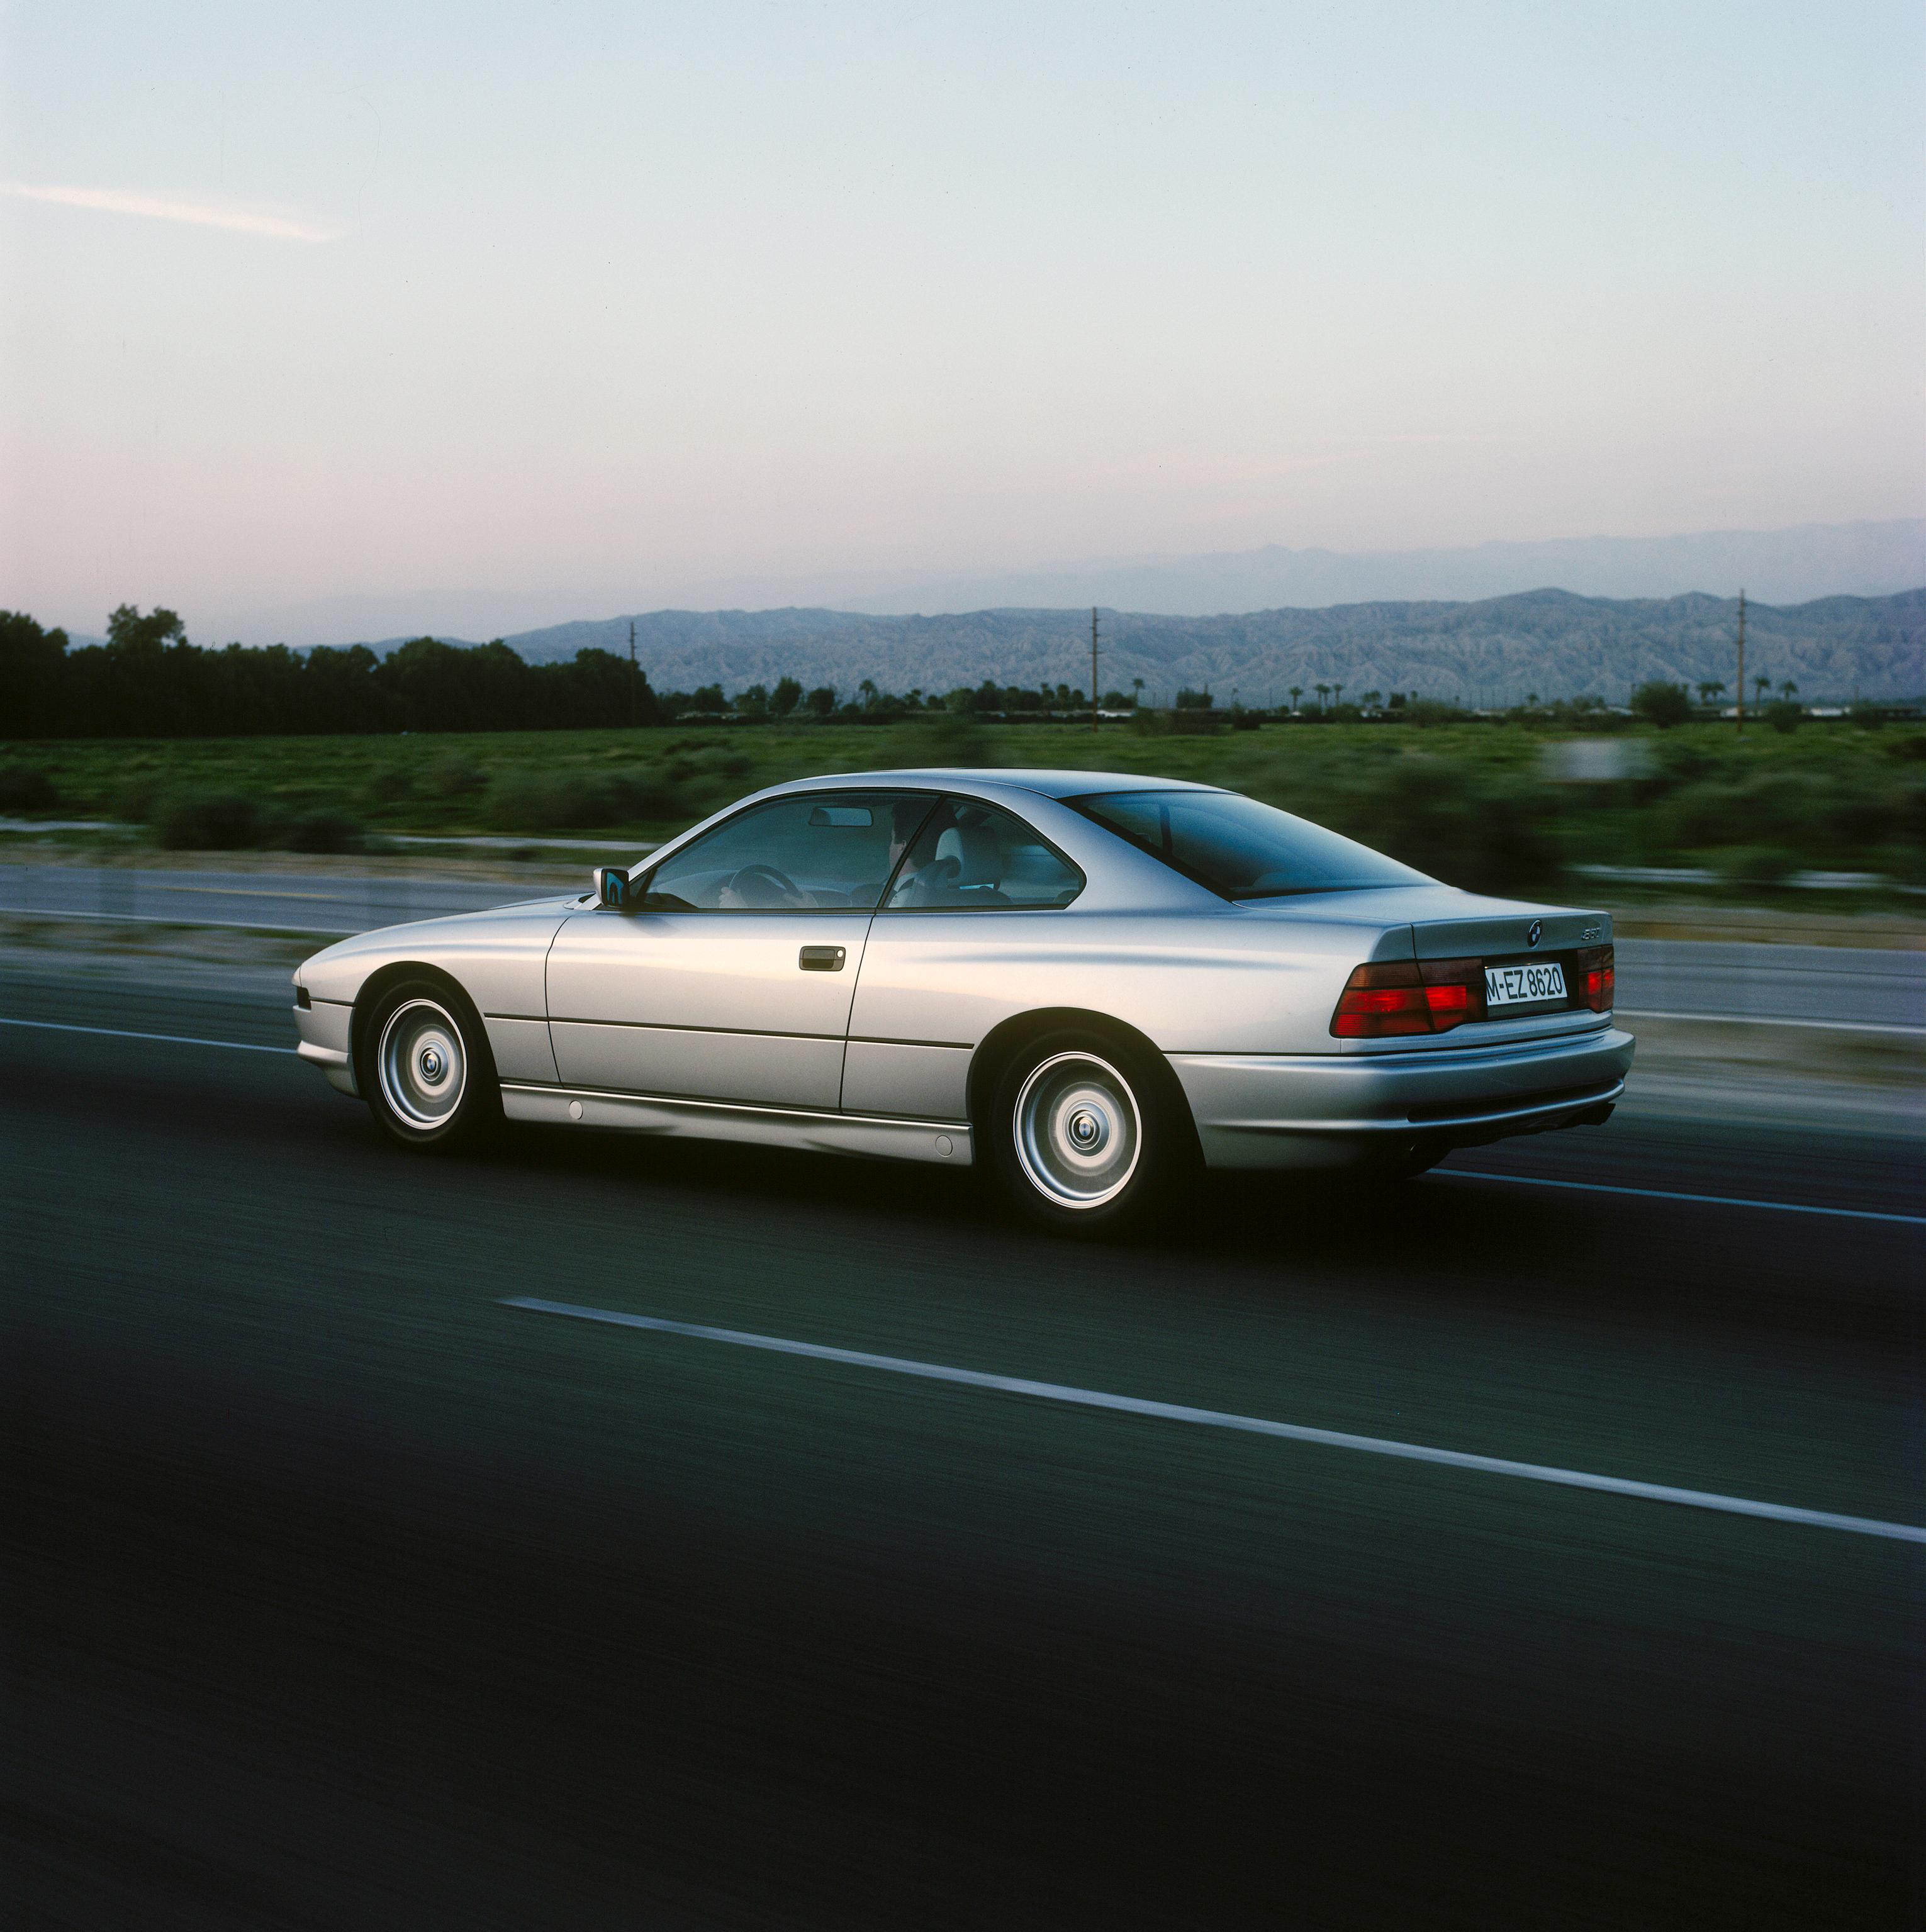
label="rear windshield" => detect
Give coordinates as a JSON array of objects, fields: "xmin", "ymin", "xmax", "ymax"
[{"xmin": 1068, "ymin": 789, "xmax": 1430, "ymax": 900}]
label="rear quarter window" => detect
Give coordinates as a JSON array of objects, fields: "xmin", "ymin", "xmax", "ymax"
[{"xmin": 1068, "ymin": 789, "xmax": 1428, "ymax": 899}]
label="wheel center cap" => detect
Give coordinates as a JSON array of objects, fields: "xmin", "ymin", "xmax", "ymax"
[
  {"xmin": 1067, "ymin": 1107, "xmax": 1105, "ymax": 1151},
  {"xmin": 419, "ymin": 1046, "xmax": 444, "ymax": 1081}
]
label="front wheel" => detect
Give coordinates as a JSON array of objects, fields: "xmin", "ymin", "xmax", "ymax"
[
  {"xmin": 986, "ymin": 1030, "xmax": 1195, "ymax": 1236},
  {"xmin": 362, "ymin": 980, "xmax": 500, "ymax": 1152}
]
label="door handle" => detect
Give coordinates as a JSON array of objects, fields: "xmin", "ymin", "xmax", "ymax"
[{"xmin": 798, "ymin": 945, "xmax": 846, "ymax": 972}]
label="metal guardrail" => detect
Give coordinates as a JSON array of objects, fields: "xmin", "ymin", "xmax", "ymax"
[{"xmin": 1573, "ymin": 863, "xmax": 1925, "ymax": 896}]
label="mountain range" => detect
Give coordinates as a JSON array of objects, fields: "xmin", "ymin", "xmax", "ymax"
[
  {"xmin": 203, "ymin": 518, "xmax": 1926, "ymax": 649},
  {"xmin": 482, "ymin": 587, "xmax": 1923, "ymax": 706}
]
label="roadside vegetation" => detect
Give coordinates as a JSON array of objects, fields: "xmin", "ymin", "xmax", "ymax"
[{"xmin": 3, "ymin": 715, "xmax": 1921, "ymax": 903}]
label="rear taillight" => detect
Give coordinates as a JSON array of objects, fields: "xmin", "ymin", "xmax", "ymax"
[
  {"xmin": 1576, "ymin": 943, "xmax": 1615, "ymax": 1013},
  {"xmin": 1331, "ymin": 958, "xmax": 1483, "ymax": 1037}
]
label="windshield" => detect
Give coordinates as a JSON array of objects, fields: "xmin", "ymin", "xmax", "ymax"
[{"xmin": 1068, "ymin": 789, "xmax": 1431, "ymax": 900}]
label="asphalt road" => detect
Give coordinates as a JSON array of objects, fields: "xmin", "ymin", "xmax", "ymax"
[{"xmin": 3, "ymin": 963, "xmax": 1922, "ymax": 1928}]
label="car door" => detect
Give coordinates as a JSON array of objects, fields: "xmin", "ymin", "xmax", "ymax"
[
  {"xmin": 546, "ymin": 789, "xmax": 934, "ymax": 1109},
  {"xmin": 843, "ymin": 795, "xmax": 1089, "ymax": 1120}
]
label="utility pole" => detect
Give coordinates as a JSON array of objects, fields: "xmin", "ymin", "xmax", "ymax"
[
  {"xmin": 1090, "ymin": 607, "xmax": 1101, "ymax": 733},
  {"xmin": 1735, "ymin": 590, "xmax": 1746, "ymax": 736},
  {"xmin": 629, "ymin": 619, "xmax": 639, "ymax": 728}
]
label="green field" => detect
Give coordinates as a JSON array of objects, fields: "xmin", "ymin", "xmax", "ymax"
[{"xmin": 4, "ymin": 717, "xmax": 1923, "ymax": 901}]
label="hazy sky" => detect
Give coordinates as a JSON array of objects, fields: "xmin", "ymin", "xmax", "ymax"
[{"xmin": 3, "ymin": 1, "xmax": 1922, "ymax": 640}]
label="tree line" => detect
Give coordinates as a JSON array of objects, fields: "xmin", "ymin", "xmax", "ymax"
[
  {"xmin": 1, "ymin": 608, "xmax": 665, "ymax": 739},
  {"xmin": 0, "ymin": 608, "xmax": 1160, "ymax": 739},
  {"xmin": 20, "ymin": 605, "xmax": 1854, "ymax": 742}
]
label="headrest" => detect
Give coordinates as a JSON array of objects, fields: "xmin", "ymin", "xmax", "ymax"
[{"xmin": 935, "ymin": 817, "xmax": 1002, "ymax": 886}]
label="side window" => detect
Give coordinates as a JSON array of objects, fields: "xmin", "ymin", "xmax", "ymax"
[
  {"xmin": 645, "ymin": 792, "xmax": 934, "ymax": 910},
  {"xmin": 883, "ymin": 798, "xmax": 1084, "ymax": 911}
]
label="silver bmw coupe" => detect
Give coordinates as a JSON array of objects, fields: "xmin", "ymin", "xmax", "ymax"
[{"xmin": 293, "ymin": 768, "xmax": 1633, "ymax": 1229}]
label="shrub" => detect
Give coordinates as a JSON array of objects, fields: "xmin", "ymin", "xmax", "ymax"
[
  {"xmin": 282, "ymin": 809, "xmax": 366, "ymax": 854},
  {"xmin": 112, "ymin": 773, "xmax": 167, "ymax": 824},
  {"xmin": 425, "ymin": 755, "xmax": 488, "ymax": 798},
  {"xmin": 1720, "ymin": 845, "xmax": 1801, "ymax": 888},
  {"xmin": 907, "ymin": 708, "xmax": 992, "ymax": 766},
  {"xmin": 361, "ymin": 768, "xmax": 416, "ymax": 806},
  {"xmin": 485, "ymin": 773, "xmax": 612, "ymax": 830},
  {"xmin": 0, "ymin": 764, "xmax": 58, "ymax": 812},
  {"xmin": 1764, "ymin": 700, "xmax": 1802, "ymax": 734},
  {"xmin": 483, "ymin": 768, "xmax": 692, "ymax": 832},
  {"xmin": 1649, "ymin": 761, "xmax": 1906, "ymax": 872},
  {"xmin": 1631, "ymin": 681, "xmax": 1693, "ymax": 728},
  {"xmin": 154, "ymin": 791, "xmax": 262, "ymax": 850},
  {"xmin": 1341, "ymin": 758, "xmax": 1560, "ymax": 896}
]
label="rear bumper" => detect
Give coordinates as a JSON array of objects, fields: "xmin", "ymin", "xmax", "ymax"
[{"xmin": 1170, "ymin": 1024, "xmax": 1635, "ymax": 1170}]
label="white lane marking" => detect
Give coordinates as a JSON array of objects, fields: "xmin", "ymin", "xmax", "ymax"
[
  {"xmin": 1439, "ymin": 1168, "xmax": 1925, "ymax": 1227},
  {"xmin": 0, "ymin": 1015, "xmax": 295, "ymax": 1054},
  {"xmin": 1620, "ymin": 1008, "xmax": 1926, "ymax": 1037},
  {"xmin": 501, "ymin": 1297, "xmax": 1926, "ymax": 1544}
]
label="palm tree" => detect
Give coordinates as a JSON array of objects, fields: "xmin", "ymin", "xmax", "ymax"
[
  {"xmin": 1131, "ymin": 676, "xmax": 1145, "ymax": 708},
  {"xmin": 1288, "ymin": 684, "xmax": 1303, "ymax": 713},
  {"xmin": 1754, "ymin": 673, "xmax": 1771, "ymax": 704},
  {"xmin": 1331, "ymin": 681, "xmax": 1345, "ymax": 709},
  {"xmin": 1779, "ymin": 679, "xmax": 1798, "ymax": 699},
  {"xmin": 1362, "ymin": 689, "xmax": 1382, "ymax": 712},
  {"xmin": 858, "ymin": 677, "xmax": 879, "ymax": 710},
  {"xmin": 1314, "ymin": 682, "xmax": 1331, "ymax": 710}
]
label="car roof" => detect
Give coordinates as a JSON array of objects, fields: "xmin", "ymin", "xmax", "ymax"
[{"xmin": 777, "ymin": 768, "xmax": 1217, "ymax": 800}]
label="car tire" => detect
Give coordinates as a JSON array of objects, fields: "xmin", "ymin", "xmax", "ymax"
[
  {"xmin": 361, "ymin": 978, "xmax": 501, "ymax": 1153},
  {"xmin": 986, "ymin": 1028, "xmax": 1197, "ymax": 1236}
]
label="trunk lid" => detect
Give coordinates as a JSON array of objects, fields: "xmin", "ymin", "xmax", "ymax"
[{"xmin": 1241, "ymin": 886, "xmax": 1615, "ymax": 1051}]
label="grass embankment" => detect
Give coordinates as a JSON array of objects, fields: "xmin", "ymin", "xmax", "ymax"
[{"xmin": 3, "ymin": 718, "xmax": 1922, "ymax": 903}]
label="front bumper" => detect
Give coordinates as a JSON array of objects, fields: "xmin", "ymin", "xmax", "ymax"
[
  {"xmin": 1171, "ymin": 1023, "xmax": 1635, "ymax": 1170},
  {"xmin": 293, "ymin": 997, "xmax": 359, "ymax": 1097}
]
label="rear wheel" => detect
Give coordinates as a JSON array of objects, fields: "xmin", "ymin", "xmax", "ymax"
[
  {"xmin": 362, "ymin": 979, "xmax": 500, "ymax": 1152},
  {"xmin": 987, "ymin": 1029, "xmax": 1195, "ymax": 1235}
]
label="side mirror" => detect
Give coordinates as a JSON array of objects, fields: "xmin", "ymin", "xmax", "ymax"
[{"xmin": 594, "ymin": 866, "xmax": 632, "ymax": 910}]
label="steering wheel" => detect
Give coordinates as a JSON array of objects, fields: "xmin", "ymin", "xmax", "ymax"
[{"xmin": 725, "ymin": 863, "xmax": 805, "ymax": 908}]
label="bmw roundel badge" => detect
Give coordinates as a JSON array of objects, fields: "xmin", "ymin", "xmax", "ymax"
[{"xmin": 1526, "ymin": 919, "xmax": 1543, "ymax": 949}]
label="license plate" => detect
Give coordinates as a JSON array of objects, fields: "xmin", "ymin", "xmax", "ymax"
[{"xmin": 1484, "ymin": 959, "xmax": 1567, "ymax": 1008}]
